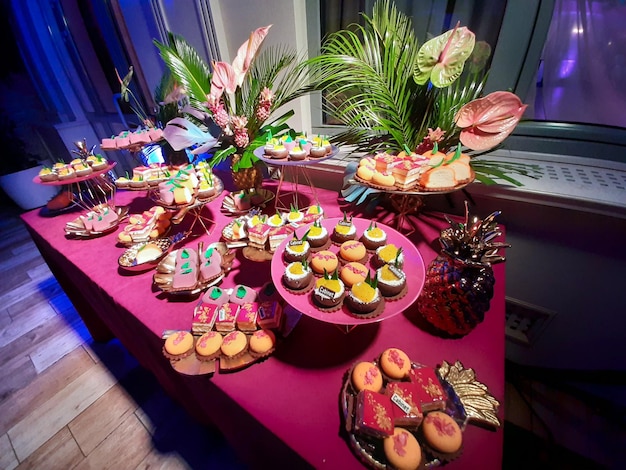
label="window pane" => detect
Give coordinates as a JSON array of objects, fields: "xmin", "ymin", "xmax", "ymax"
[{"xmin": 525, "ymin": 0, "xmax": 626, "ymax": 128}]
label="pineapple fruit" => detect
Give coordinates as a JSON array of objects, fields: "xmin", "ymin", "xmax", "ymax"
[{"xmin": 417, "ymin": 202, "xmax": 509, "ymax": 336}]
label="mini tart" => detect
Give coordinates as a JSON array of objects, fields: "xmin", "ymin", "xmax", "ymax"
[
  {"xmin": 351, "ymin": 361, "xmax": 383, "ymax": 392},
  {"xmin": 310, "ymin": 250, "xmax": 338, "ymax": 275},
  {"xmin": 220, "ymin": 330, "xmax": 248, "ymax": 358},
  {"xmin": 377, "ymin": 264, "xmax": 407, "ymax": 298},
  {"xmin": 360, "ymin": 225, "xmax": 388, "ymax": 251},
  {"xmin": 38, "ymin": 168, "xmax": 58, "ymax": 182},
  {"xmin": 271, "ymin": 144, "xmax": 289, "ymax": 159},
  {"xmin": 249, "ymin": 329, "xmax": 276, "ymax": 358},
  {"xmin": 338, "ymin": 240, "xmax": 368, "ymax": 264},
  {"xmin": 163, "ymin": 331, "xmax": 194, "ymax": 360},
  {"xmin": 421, "ymin": 411, "xmax": 463, "ymax": 460},
  {"xmin": 312, "ymin": 276, "xmax": 345, "ymax": 310},
  {"xmin": 374, "ymin": 243, "xmax": 405, "ymax": 268},
  {"xmin": 306, "ymin": 224, "xmax": 330, "ymax": 249},
  {"xmin": 286, "ymin": 211, "xmax": 304, "ymax": 225},
  {"xmin": 289, "ymin": 146, "xmax": 307, "ymax": 161},
  {"xmin": 340, "ymin": 262, "xmax": 369, "ymax": 288},
  {"xmin": 383, "ymin": 427, "xmax": 423, "ymax": 470},
  {"xmin": 332, "ymin": 220, "xmax": 357, "ymax": 244},
  {"xmin": 115, "ymin": 177, "xmax": 130, "ymax": 188},
  {"xmin": 283, "ymin": 239, "xmax": 311, "ymax": 263},
  {"xmin": 380, "ymin": 347, "xmax": 412, "ymax": 379},
  {"xmin": 195, "ymin": 331, "xmax": 223, "ymax": 361},
  {"xmin": 346, "ymin": 280, "xmax": 383, "ymax": 317},
  {"xmin": 282, "ymin": 262, "xmax": 315, "ymax": 293}
]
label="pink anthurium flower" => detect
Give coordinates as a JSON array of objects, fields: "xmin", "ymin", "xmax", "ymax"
[
  {"xmin": 210, "ymin": 61, "xmax": 237, "ymax": 100},
  {"xmin": 232, "ymin": 25, "xmax": 271, "ymax": 87},
  {"xmin": 455, "ymin": 91, "xmax": 527, "ymax": 151}
]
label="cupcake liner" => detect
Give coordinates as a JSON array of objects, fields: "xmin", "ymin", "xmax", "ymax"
[
  {"xmin": 282, "ymin": 275, "xmax": 316, "ymax": 295},
  {"xmin": 312, "ymin": 292, "xmax": 346, "ymax": 313},
  {"xmin": 219, "ymin": 350, "xmax": 255, "ymax": 372},
  {"xmin": 346, "ymin": 297, "xmax": 385, "ymax": 320},
  {"xmin": 331, "ymin": 233, "xmax": 357, "ymax": 246},
  {"xmin": 309, "ymin": 238, "xmax": 332, "ymax": 252},
  {"xmin": 379, "ymin": 283, "xmax": 408, "ymax": 301},
  {"xmin": 248, "ymin": 345, "xmax": 276, "ymax": 360}
]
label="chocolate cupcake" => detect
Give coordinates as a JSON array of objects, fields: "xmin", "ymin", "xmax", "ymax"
[
  {"xmin": 345, "ymin": 273, "xmax": 383, "ymax": 317},
  {"xmin": 376, "ymin": 263, "xmax": 407, "ymax": 297},
  {"xmin": 373, "ymin": 244, "xmax": 404, "ymax": 269},
  {"xmin": 283, "ymin": 260, "xmax": 314, "ymax": 292},
  {"xmin": 306, "ymin": 219, "xmax": 330, "ymax": 249},
  {"xmin": 283, "ymin": 232, "xmax": 311, "ymax": 263},
  {"xmin": 360, "ymin": 221, "xmax": 388, "ymax": 251},
  {"xmin": 312, "ymin": 269, "xmax": 345, "ymax": 310},
  {"xmin": 332, "ymin": 212, "xmax": 357, "ymax": 244}
]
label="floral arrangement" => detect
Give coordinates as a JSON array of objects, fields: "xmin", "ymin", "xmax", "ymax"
[
  {"xmin": 306, "ymin": 0, "xmax": 533, "ymax": 185},
  {"xmin": 154, "ymin": 25, "xmax": 310, "ymax": 177}
]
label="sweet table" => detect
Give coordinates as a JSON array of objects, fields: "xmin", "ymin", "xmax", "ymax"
[{"xmin": 20, "ymin": 176, "xmax": 505, "ymax": 469}]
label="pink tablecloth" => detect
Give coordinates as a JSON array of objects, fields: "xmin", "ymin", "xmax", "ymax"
[{"xmin": 21, "ymin": 176, "xmax": 505, "ymax": 469}]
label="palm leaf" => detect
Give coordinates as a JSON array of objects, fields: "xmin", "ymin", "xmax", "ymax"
[{"xmin": 153, "ymin": 33, "xmax": 212, "ymax": 107}]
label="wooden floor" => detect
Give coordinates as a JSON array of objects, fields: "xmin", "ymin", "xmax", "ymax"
[
  {"xmin": 0, "ymin": 195, "xmax": 618, "ymax": 469},
  {"xmin": 0, "ymin": 201, "xmax": 248, "ymax": 470}
]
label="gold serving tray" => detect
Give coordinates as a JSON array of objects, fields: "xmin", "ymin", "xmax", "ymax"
[
  {"xmin": 118, "ymin": 232, "xmax": 188, "ymax": 273},
  {"xmin": 64, "ymin": 206, "xmax": 129, "ymax": 238},
  {"xmin": 153, "ymin": 242, "xmax": 235, "ymax": 296}
]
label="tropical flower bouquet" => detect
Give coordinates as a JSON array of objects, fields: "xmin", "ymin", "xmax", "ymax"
[
  {"xmin": 306, "ymin": 0, "xmax": 535, "ymax": 193},
  {"xmin": 154, "ymin": 25, "xmax": 310, "ymax": 189}
]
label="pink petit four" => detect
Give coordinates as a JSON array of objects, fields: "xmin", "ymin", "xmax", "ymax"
[
  {"xmin": 172, "ymin": 258, "xmax": 197, "ymax": 289},
  {"xmin": 408, "ymin": 366, "xmax": 448, "ymax": 412},
  {"xmin": 229, "ymin": 285, "xmax": 257, "ymax": 305},
  {"xmin": 202, "ymin": 286, "xmax": 229, "ymax": 306},
  {"xmin": 214, "ymin": 303, "xmax": 239, "ymax": 332},
  {"xmin": 192, "ymin": 303, "xmax": 219, "ymax": 334},
  {"xmin": 100, "ymin": 137, "xmax": 117, "ymax": 150},
  {"xmin": 257, "ymin": 301, "xmax": 283, "ymax": 330},
  {"xmin": 353, "ymin": 390, "xmax": 394, "ymax": 438},
  {"xmin": 248, "ymin": 223, "xmax": 270, "ymax": 247},
  {"xmin": 236, "ymin": 302, "xmax": 259, "ymax": 332},
  {"xmin": 148, "ymin": 127, "xmax": 164, "ymax": 141},
  {"xmin": 199, "ymin": 246, "xmax": 222, "ymax": 282},
  {"xmin": 129, "ymin": 130, "xmax": 151, "ymax": 146}
]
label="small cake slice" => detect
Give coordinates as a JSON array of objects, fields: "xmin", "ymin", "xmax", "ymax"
[
  {"xmin": 385, "ymin": 382, "xmax": 424, "ymax": 429},
  {"xmin": 409, "ymin": 366, "xmax": 448, "ymax": 412},
  {"xmin": 257, "ymin": 301, "xmax": 283, "ymax": 330},
  {"xmin": 236, "ymin": 302, "xmax": 259, "ymax": 332},
  {"xmin": 353, "ymin": 390, "xmax": 394, "ymax": 438},
  {"xmin": 214, "ymin": 303, "xmax": 239, "ymax": 332},
  {"xmin": 192, "ymin": 303, "xmax": 219, "ymax": 335}
]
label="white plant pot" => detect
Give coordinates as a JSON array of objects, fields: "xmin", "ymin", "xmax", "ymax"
[{"xmin": 0, "ymin": 165, "xmax": 58, "ymax": 210}]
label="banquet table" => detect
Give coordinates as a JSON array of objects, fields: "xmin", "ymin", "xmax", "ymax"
[{"xmin": 21, "ymin": 175, "xmax": 505, "ymax": 469}]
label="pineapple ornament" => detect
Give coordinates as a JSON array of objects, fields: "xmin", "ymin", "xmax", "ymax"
[{"xmin": 417, "ymin": 202, "xmax": 509, "ymax": 336}]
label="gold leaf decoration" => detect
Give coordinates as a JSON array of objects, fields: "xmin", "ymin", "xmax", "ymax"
[{"xmin": 438, "ymin": 360, "xmax": 501, "ymax": 429}]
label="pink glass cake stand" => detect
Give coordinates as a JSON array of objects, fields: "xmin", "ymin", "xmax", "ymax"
[
  {"xmin": 271, "ymin": 217, "xmax": 425, "ymax": 333},
  {"xmin": 254, "ymin": 146, "xmax": 339, "ymax": 212}
]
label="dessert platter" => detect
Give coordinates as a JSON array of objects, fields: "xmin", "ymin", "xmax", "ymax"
[
  {"xmin": 116, "ymin": 205, "xmax": 173, "ymax": 246},
  {"xmin": 221, "ymin": 188, "xmax": 275, "ymax": 215},
  {"xmin": 271, "ymin": 216, "xmax": 425, "ymax": 326},
  {"xmin": 341, "ymin": 347, "xmax": 500, "ymax": 469},
  {"xmin": 64, "ymin": 204, "xmax": 129, "ymax": 238},
  {"xmin": 162, "ymin": 283, "xmax": 293, "ymax": 376},
  {"xmin": 153, "ymin": 241, "xmax": 236, "ymax": 296},
  {"xmin": 34, "ymin": 162, "xmax": 117, "ymax": 186},
  {"xmin": 254, "ymin": 136, "xmax": 339, "ymax": 166},
  {"xmin": 352, "ymin": 146, "xmax": 475, "ymax": 194},
  {"xmin": 118, "ymin": 231, "xmax": 188, "ymax": 273}
]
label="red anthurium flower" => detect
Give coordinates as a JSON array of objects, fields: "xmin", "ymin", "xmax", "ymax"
[{"xmin": 455, "ymin": 91, "xmax": 527, "ymax": 151}]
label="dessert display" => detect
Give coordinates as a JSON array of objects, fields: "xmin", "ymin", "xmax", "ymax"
[
  {"xmin": 221, "ymin": 188, "xmax": 274, "ymax": 214},
  {"xmin": 118, "ymin": 232, "xmax": 187, "ymax": 273},
  {"xmin": 165, "ymin": 284, "xmax": 292, "ymax": 375},
  {"xmin": 100, "ymin": 127, "xmax": 164, "ymax": 151},
  {"xmin": 117, "ymin": 205, "xmax": 172, "ymax": 245},
  {"xmin": 35, "ymin": 153, "xmax": 114, "ymax": 185},
  {"xmin": 271, "ymin": 217, "xmax": 426, "ymax": 326},
  {"xmin": 342, "ymin": 350, "xmax": 499, "ymax": 469},
  {"xmin": 64, "ymin": 204, "xmax": 128, "ymax": 238},
  {"xmin": 153, "ymin": 242, "xmax": 234, "ymax": 295},
  {"xmin": 353, "ymin": 144, "xmax": 474, "ymax": 193},
  {"xmin": 257, "ymin": 134, "xmax": 338, "ymax": 163}
]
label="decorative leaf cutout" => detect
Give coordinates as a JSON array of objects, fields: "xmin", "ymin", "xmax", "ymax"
[{"xmin": 415, "ymin": 24, "xmax": 475, "ymax": 88}]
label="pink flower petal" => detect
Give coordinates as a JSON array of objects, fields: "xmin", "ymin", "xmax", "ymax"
[
  {"xmin": 459, "ymin": 124, "xmax": 517, "ymax": 151},
  {"xmin": 210, "ymin": 61, "xmax": 237, "ymax": 98},
  {"xmin": 232, "ymin": 25, "xmax": 272, "ymax": 87}
]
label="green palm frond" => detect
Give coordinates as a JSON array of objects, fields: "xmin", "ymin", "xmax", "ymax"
[
  {"xmin": 153, "ymin": 33, "xmax": 212, "ymax": 107},
  {"xmin": 153, "ymin": 70, "xmax": 181, "ymax": 125}
]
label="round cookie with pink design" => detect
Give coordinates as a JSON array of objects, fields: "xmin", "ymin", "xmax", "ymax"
[
  {"xmin": 351, "ymin": 361, "xmax": 383, "ymax": 392},
  {"xmin": 421, "ymin": 411, "xmax": 463, "ymax": 457},
  {"xmin": 379, "ymin": 347, "xmax": 412, "ymax": 379},
  {"xmin": 383, "ymin": 427, "xmax": 423, "ymax": 470}
]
